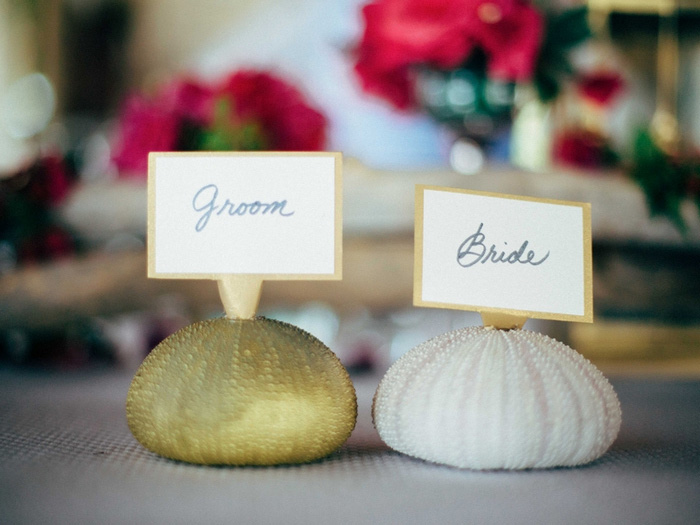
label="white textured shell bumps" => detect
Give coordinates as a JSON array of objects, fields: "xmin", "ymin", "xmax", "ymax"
[{"xmin": 373, "ymin": 327, "xmax": 621, "ymax": 470}]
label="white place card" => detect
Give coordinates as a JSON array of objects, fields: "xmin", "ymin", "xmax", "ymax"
[
  {"xmin": 415, "ymin": 185, "xmax": 593, "ymax": 322},
  {"xmin": 148, "ymin": 152, "xmax": 342, "ymax": 280}
]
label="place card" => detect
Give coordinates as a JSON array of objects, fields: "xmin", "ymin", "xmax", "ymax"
[
  {"xmin": 148, "ymin": 152, "xmax": 341, "ymax": 279},
  {"xmin": 130, "ymin": 152, "xmax": 357, "ymax": 466},
  {"xmin": 148, "ymin": 151, "xmax": 342, "ymax": 319},
  {"xmin": 414, "ymin": 185, "xmax": 592, "ymax": 324}
]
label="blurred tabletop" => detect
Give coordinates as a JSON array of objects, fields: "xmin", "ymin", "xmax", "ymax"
[{"xmin": 1, "ymin": 367, "xmax": 699, "ymax": 525}]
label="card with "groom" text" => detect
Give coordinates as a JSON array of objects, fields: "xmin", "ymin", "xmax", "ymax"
[{"xmin": 148, "ymin": 152, "xmax": 342, "ymax": 280}]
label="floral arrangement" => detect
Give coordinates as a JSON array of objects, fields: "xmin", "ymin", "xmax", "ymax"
[
  {"xmin": 353, "ymin": 0, "xmax": 590, "ymax": 114},
  {"xmin": 552, "ymin": 69, "xmax": 625, "ymax": 170},
  {"xmin": 352, "ymin": 1, "xmax": 700, "ymax": 232},
  {"xmin": 111, "ymin": 69, "xmax": 328, "ymax": 176},
  {"xmin": 553, "ymin": 69, "xmax": 700, "ymax": 234}
]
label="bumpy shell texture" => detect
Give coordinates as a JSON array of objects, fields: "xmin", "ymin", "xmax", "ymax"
[
  {"xmin": 373, "ymin": 327, "xmax": 621, "ymax": 470},
  {"xmin": 127, "ymin": 317, "xmax": 357, "ymax": 465}
]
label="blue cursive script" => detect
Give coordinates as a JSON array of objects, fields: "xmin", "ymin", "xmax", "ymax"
[
  {"xmin": 457, "ymin": 223, "xmax": 550, "ymax": 268},
  {"xmin": 192, "ymin": 184, "xmax": 295, "ymax": 232}
]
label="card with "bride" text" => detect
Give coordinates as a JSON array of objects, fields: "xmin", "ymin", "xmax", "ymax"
[{"xmin": 414, "ymin": 185, "xmax": 593, "ymax": 323}]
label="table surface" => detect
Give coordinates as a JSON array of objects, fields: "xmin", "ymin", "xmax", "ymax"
[{"xmin": 1, "ymin": 367, "xmax": 699, "ymax": 525}]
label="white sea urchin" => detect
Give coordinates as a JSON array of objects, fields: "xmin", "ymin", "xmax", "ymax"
[{"xmin": 373, "ymin": 326, "xmax": 621, "ymax": 469}]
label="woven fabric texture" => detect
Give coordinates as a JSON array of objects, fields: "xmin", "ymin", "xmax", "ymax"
[{"xmin": 1, "ymin": 369, "xmax": 699, "ymax": 525}]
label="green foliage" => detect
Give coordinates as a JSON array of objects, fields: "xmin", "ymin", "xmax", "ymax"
[
  {"xmin": 177, "ymin": 97, "xmax": 268, "ymax": 152},
  {"xmin": 199, "ymin": 98, "xmax": 265, "ymax": 151},
  {"xmin": 630, "ymin": 129, "xmax": 700, "ymax": 234},
  {"xmin": 534, "ymin": 6, "xmax": 591, "ymax": 103}
]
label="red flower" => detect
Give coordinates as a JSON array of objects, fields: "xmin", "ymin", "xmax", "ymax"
[
  {"xmin": 359, "ymin": 0, "xmax": 478, "ymax": 70},
  {"xmin": 474, "ymin": 1, "xmax": 543, "ymax": 81},
  {"xmin": 686, "ymin": 173, "xmax": 700, "ymax": 197},
  {"xmin": 26, "ymin": 155, "xmax": 75, "ymax": 206},
  {"xmin": 17, "ymin": 225, "xmax": 74, "ymax": 263},
  {"xmin": 576, "ymin": 71, "xmax": 625, "ymax": 107},
  {"xmin": 354, "ymin": 0, "xmax": 544, "ymax": 109},
  {"xmin": 41, "ymin": 225, "xmax": 75, "ymax": 260},
  {"xmin": 216, "ymin": 70, "xmax": 327, "ymax": 151},
  {"xmin": 355, "ymin": 0, "xmax": 476, "ymax": 109},
  {"xmin": 0, "ymin": 155, "xmax": 78, "ymax": 265},
  {"xmin": 553, "ymin": 128, "xmax": 617, "ymax": 169},
  {"xmin": 111, "ymin": 94, "xmax": 180, "ymax": 174}
]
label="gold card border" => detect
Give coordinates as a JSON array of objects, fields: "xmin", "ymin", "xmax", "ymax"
[
  {"xmin": 147, "ymin": 151, "xmax": 342, "ymax": 281},
  {"xmin": 414, "ymin": 185, "xmax": 593, "ymax": 323}
]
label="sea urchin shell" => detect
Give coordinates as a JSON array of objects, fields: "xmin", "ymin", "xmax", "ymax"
[
  {"xmin": 373, "ymin": 326, "xmax": 621, "ymax": 469},
  {"xmin": 127, "ymin": 317, "xmax": 357, "ymax": 465}
]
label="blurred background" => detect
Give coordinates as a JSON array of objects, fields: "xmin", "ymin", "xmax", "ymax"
[{"xmin": 1, "ymin": 0, "xmax": 699, "ymax": 376}]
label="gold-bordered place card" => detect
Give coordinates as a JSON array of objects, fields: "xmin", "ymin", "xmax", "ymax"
[
  {"xmin": 414, "ymin": 185, "xmax": 593, "ymax": 324},
  {"xmin": 148, "ymin": 151, "xmax": 342, "ymax": 281},
  {"xmin": 130, "ymin": 152, "xmax": 357, "ymax": 467}
]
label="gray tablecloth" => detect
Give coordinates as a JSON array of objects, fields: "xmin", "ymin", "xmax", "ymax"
[{"xmin": 1, "ymin": 368, "xmax": 699, "ymax": 525}]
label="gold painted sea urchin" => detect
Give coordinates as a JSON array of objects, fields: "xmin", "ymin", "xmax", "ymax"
[{"xmin": 126, "ymin": 317, "xmax": 357, "ymax": 465}]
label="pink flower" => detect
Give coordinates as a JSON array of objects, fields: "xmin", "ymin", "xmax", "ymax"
[
  {"xmin": 159, "ymin": 77, "xmax": 215, "ymax": 124},
  {"xmin": 354, "ymin": 0, "xmax": 544, "ymax": 109},
  {"xmin": 111, "ymin": 94, "xmax": 180, "ymax": 174},
  {"xmin": 111, "ymin": 70, "xmax": 327, "ymax": 176}
]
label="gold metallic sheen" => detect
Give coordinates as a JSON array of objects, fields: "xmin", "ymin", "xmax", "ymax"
[{"xmin": 126, "ymin": 317, "xmax": 357, "ymax": 465}]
